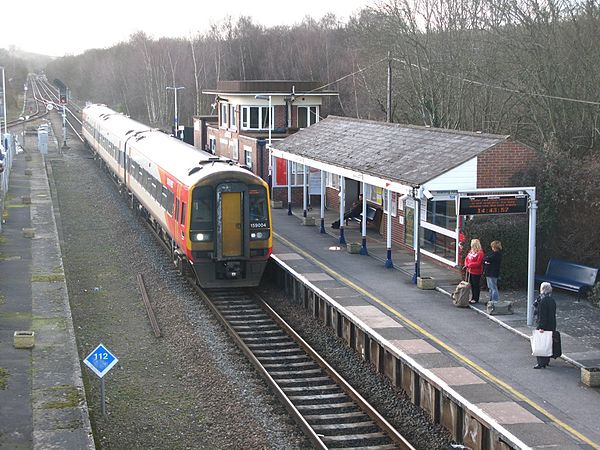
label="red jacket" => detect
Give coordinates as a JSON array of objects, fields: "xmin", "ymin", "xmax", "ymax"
[{"xmin": 465, "ymin": 250, "xmax": 484, "ymax": 275}]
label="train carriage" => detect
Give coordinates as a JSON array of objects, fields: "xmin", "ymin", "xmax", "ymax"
[{"xmin": 82, "ymin": 104, "xmax": 272, "ymax": 288}]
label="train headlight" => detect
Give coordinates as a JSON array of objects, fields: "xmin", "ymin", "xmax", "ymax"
[
  {"xmin": 250, "ymin": 230, "xmax": 270, "ymax": 240},
  {"xmin": 191, "ymin": 232, "xmax": 212, "ymax": 242}
]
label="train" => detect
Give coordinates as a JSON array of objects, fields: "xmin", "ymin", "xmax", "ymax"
[{"xmin": 81, "ymin": 104, "xmax": 272, "ymax": 288}]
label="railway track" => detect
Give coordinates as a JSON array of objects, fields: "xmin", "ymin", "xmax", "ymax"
[{"xmin": 195, "ymin": 287, "xmax": 415, "ymax": 450}]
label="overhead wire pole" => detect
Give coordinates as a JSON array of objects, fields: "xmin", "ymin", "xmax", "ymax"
[
  {"xmin": 167, "ymin": 86, "xmax": 185, "ymax": 139},
  {"xmin": 385, "ymin": 51, "xmax": 394, "ymax": 268}
]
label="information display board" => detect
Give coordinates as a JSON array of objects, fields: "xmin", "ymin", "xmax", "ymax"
[{"xmin": 459, "ymin": 195, "xmax": 528, "ymax": 215}]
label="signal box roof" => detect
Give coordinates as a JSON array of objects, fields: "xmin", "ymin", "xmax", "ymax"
[{"xmin": 273, "ymin": 115, "xmax": 510, "ymax": 188}]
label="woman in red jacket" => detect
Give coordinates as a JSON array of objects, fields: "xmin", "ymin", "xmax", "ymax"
[{"xmin": 465, "ymin": 238, "xmax": 484, "ymax": 304}]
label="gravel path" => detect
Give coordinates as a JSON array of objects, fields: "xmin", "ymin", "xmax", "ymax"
[{"xmin": 47, "ymin": 115, "xmax": 308, "ymax": 450}]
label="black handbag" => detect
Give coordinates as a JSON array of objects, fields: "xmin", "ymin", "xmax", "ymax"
[{"xmin": 552, "ymin": 331, "xmax": 562, "ymax": 359}]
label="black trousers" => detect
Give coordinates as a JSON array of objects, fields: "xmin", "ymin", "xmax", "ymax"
[
  {"xmin": 536, "ymin": 356, "xmax": 550, "ymax": 367},
  {"xmin": 469, "ymin": 274, "xmax": 481, "ymax": 302}
]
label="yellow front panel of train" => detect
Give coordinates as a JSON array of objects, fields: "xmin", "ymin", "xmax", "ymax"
[{"xmin": 222, "ymin": 192, "xmax": 242, "ymax": 257}]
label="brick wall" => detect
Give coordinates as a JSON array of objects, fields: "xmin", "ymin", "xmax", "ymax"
[
  {"xmin": 477, "ymin": 141, "xmax": 539, "ymax": 188},
  {"xmin": 274, "ymin": 105, "xmax": 286, "ymax": 129}
]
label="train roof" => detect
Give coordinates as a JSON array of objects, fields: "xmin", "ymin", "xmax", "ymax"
[{"xmin": 83, "ymin": 104, "xmax": 258, "ymax": 186}]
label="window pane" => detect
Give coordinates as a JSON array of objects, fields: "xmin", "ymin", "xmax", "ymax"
[
  {"xmin": 191, "ymin": 187, "xmax": 213, "ymax": 229},
  {"xmin": 249, "ymin": 186, "xmax": 268, "ymax": 221},
  {"xmin": 298, "ymin": 107, "xmax": 307, "ymax": 128},
  {"xmin": 250, "ymin": 107, "xmax": 259, "ymax": 129},
  {"xmin": 261, "ymin": 107, "xmax": 270, "ymax": 129},
  {"xmin": 309, "ymin": 106, "xmax": 317, "ymax": 125}
]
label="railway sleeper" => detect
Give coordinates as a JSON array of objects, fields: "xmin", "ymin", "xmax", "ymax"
[
  {"xmin": 275, "ymin": 376, "xmax": 331, "ymax": 385},
  {"xmin": 246, "ymin": 340, "xmax": 297, "ymax": 349},
  {"xmin": 262, "ymin": 360, "xmax": 316, "ymax": 369},
  {"xmin": 251, "ymin": 348, "xmax": 303, "ymax": 356},
  {"xmin": 311, "ymin": 421, "xmax": 376, "ymax": 432},
  {"xmin": 288, "ymin": 392, "xmax": 348, "ymax": 403},
  {"xmin": 269, "ymin": 368, "xmax": 323, "ymax": 377},
  {"xmin": 320, "ymin": 432, "xmax": 389, "ymax": 446},
  {"xmin": 282, "ymin": 384, "xmax": 339, "ymax": 393},
  {"xmin": 256, "ymin": 354, "xmax": 308, "ymax": 362}
]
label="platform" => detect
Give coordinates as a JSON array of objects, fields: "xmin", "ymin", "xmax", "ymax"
[
  {"xmin": 0, "ymin": 137, "xmax": 94, "ymax": 448},
  {"xmin": 272, "ymin": 206, "xmax": 600, "ymax": 449}
]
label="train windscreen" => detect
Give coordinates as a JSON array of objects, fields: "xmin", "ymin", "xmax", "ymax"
[{"xmin": 190, "ymin": 186, "xmax": 213, "ymax": 242}]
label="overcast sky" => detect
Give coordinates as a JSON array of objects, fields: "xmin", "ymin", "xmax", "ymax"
[{"xmin": 1, "ymin": 0, "xmax": 371, "ymax": 57}]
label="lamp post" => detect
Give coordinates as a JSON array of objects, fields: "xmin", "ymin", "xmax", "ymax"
[
  {"xmin": 166, "ymin": 86, "xmax": 185, "ymax": 139},
  {"xmin": 255, "ymin": 94, "xmax": 272, "ymax": 196},
  {"xmin": 1, "ymin": 66, "xmax": 7, "ymax": 137}
]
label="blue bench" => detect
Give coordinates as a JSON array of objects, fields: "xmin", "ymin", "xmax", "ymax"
[{"xmin": 535, "ymin": 259, "xmax": 599, "ymax": 299}]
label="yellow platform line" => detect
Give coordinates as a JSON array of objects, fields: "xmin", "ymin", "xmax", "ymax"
[{"xmin": 275, "ymin": 233, "xmax": 600, "ymax": 449}]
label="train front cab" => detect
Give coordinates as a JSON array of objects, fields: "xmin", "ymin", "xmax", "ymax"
[{"xmin": 189, "ymin": 180, "xmax": 272, "ymax": 288}]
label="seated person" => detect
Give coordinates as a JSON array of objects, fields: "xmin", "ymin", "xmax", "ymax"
[{"xmin": 332, "ymin": 195, "xmax": 363, "ymax": 229}]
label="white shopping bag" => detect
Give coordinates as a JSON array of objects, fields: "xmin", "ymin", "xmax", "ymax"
[{"xmin": 531, "ymin": 329, "xmax": 553, "ymax": 357}]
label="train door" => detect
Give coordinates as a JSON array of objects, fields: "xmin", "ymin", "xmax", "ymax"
[
  {"xmin": 221, "ymin": 192, "xmax": 243, "ymax": 257},
  {"xmin": 216, "ymin": 183, "xmax": 249, "ymax": 260}
]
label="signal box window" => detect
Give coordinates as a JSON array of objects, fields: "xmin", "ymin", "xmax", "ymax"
[{"xmin": 297, "ymin": 106, "xmax": 318, "ymax": 128}]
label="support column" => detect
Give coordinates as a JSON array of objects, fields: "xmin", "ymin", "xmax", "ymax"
[
  {"xmin": 527, "ymin": 189, "xmax": 537, "ymax": 326},
  {"xmin": 320, "ymin": 170, "xmax": 326, "ymax": 233},
  {"xmin": 303, "ymin": 165, "xmax": 308, "ymax": 218},
  {"xmin": 339, "ymin": 176, "xmax": 346, "ymax": 245},
  {"xmin": 360, "ymin": 183, "xmax": 368, "ymax": 255},
  {"xmin": 412, "ymin": 187, "xmax": 422, "ymax": 283},
  {"xmin": 385, "ymin": 189, "xmax": 394, "ymax": 268},
  {"xmin": 287, "ymin": 160, "xmax": 292, "ymax": 215}
]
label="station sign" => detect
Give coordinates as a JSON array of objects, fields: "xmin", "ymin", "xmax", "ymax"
[
  {"xmin": 84, "ymin": 343, "xmax": 118, "ymax": 378},
  {"xmin": 459, "ymin": 195, "xmax": 528, "ymax": 215}
]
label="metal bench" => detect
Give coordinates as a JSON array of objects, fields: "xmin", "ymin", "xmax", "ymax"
[
  {"xmin": 349, "ymin": 205, "xmax": 379, "ymax": 226},
  {"xmin": 535, "ymin": 259, "xmax": 599, "ymax": 299}
]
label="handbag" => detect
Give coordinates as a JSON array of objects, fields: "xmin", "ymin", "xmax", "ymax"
[{"xmin": 531, "ymin": 329, "xmax": 553, "ymax": 357}]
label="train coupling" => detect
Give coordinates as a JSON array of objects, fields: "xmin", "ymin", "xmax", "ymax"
[{"xmin": 223, "ymin": 261, "xmax": 242, "ymax": 279}]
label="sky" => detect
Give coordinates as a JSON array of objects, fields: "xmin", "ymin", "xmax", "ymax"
[{"xmin": 1, "ymin": 0, "xmax": 372, "ymax": 57}]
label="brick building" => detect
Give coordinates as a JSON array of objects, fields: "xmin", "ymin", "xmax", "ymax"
[
  {"xmin": 197, "ymin": 81, "xmax": 337, "ymax": 194},
  {"xmin": 272, "ymin": 116, "xmax": 539, "ymax": 268}
]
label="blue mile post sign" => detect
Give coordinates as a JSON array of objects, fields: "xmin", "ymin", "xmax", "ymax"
[{"xmin": 84, "ymin": 344, "xmax": 118, "ymax": 378}]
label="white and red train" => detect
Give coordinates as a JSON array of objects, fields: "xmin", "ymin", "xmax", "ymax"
[{"xmin": 82, "ymin": 104, "xmax": 272, "ymax": 288}]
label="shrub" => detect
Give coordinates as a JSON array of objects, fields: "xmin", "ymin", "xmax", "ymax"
[
  {"xmin": 463, "ymin": 214, "xmax": 529, "ymax": 289},
  {"xmin": 588, "ymin": 282, "xmax": 600, "ymax": 308}
]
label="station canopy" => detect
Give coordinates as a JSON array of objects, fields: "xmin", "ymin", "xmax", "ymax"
[{"xmin": 273, "ymin": 115, "xmax": 510, "ymax": 189}]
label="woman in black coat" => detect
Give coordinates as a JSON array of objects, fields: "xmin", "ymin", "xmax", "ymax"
[{"xmin": 534, "ymin": 282, "xmax": 557, "ymax": 369}]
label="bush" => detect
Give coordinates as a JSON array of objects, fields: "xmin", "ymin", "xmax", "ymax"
[
  {"xmin": 463, "ymin": 214, "xmax": 529, "ymax": 289},
  {"xmin": 588, "ymin": 282, "xmax": 600, "ymax": 308}
]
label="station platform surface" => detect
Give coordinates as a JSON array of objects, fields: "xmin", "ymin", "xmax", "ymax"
[
  {"xmin": 272, "ymin": 206, "xmax": 600, "ymax": 449},
  {"xmin": 0, "ymin": 141, "xmax": 94, "ymax": 448}
]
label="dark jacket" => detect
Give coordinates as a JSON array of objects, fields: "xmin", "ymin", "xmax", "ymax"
[
  {"xmin": 484, "ymin": 250, "xmax": 502, "ymax": 278},
  {"xmin": 535, "ymin": 294, "xmax": 557, "ymax": 331}
]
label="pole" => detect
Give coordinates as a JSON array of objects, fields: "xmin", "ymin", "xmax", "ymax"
[
  {"xmin": 385, "ymin": 189, "xmax": 393, "ymax": 268},
  {"xmin": 268, "ymin": 95, "xmax": 272, "ymax": 199},
  {"xmin": 339, "ymin": 176, "xmax": 346, "ymax": 245},
  {"xmin": 412, "ymin": 187, "xmax": 422, "ymax": 283},
  {"xmin": 360, "ymin": 183, "xmax": 368, "ymax": 255},
  {"xmin": 100, "ymin": 378, "xmax": 106, "ymax": 416},
  {"xmin": 167, "ymin": 86, "xmax": 185, "ymax": 140},
  {"xmin": 1, "ymin": 67, "xmax": 7, "ymax": 136},
  {"xmin": 386, "ymin": 51, "xmax": 392, "ymax": 123},
  {"xmin": 62, "ymin": 105, "xmax": 67, "ymax": 148},
  {"xmin": 320, "ymin": 170, "xmax": 326, "ymax": 233},
  {"xmin": 174, "ymin": 88, "xmax": 179, "ymax": 137},
  {"xmin": 527, "ymin": 188, "xmax": 537, "ymax": 326}
]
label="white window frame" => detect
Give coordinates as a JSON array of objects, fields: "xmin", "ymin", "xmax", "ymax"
[
  {"xmin": 326, "ymin": 172, "xmax": 340, "ymax": 189},
  {"xmin": 241, "ymin": 106, "xmax": 273, "ymax": 131},
  {"xmin": 220, "ymin": 103, "xmax": 228, "ymax": 128},
  {"xmin": 229, "ymin": 104, "xmax": 237, "ymax": 130},
  {"xmin": 297, "ymin": 105, "xmax": 319, "ymax": 128},
  {"xmin": 244, "ymin": 145, "xmax": 252, "ymax": 168}
]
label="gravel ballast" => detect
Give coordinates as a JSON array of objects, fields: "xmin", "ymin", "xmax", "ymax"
[
  {"xmin": 47, "ymin": 111, "xmax": 452, "ymax": 449},
  {"xmin": 46, "ymin": 115, "xmax": 308, "ymax": 450}
]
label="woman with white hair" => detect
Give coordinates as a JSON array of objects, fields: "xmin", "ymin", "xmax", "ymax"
[{"xmin": 533, "ymin": 282, "xmax": 557, "ymax": 369}]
